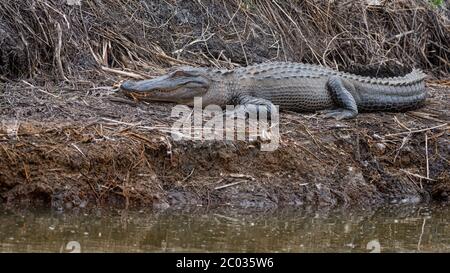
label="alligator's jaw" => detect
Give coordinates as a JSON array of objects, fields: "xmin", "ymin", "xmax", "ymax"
[
  {"xmin": 120, "ymin": 72, "xmax": 210, "ymax": 103},
  {"xmin": 121, "ymin": 73, "xmax": 176, "ymax": 93}
]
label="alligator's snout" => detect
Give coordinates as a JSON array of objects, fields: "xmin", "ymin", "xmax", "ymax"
[
  {"xmin": 120, "ymin": 80, "xmax": 148, "ymax": 93},
  {"xmin": 120, "ymin": 79, "xmax": 162, "ymax": 93},
  {"xmin": 120, "ymin": 75, "xmax": 176, "ymax": 93},
  {"xmin": 118, "ymin": 70, "xmax": 210, "ymax": 104}
]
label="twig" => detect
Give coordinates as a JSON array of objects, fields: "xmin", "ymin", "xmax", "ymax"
[
  {"xmin": 400, "ymin": 169, "xmax": 435, "ymax": 181},
  {"xmin": 181, "ymin": 168, "xmax": 195, "ymax": 182},
  {"xmin": 386, "ymin": 30, "xmax": 414, "ymax": 42},
  {"xmin": 101, "ymin": 66, "xmax": 145, "ymax": 79},
  {"xmin": 228, "ymin": 173, "xmax": 255, "ymax": 180},
  {"xmin": 425, "ymin": 132, "xmax": 429, "ymax": 180},
  {"xmin": 23, "ymin": 162, "xmax": 31, "ymax": 182},
  {"xmin": 293, "ymin": 142, "xmax": 323, "ymax": 162},
  {"xmin": 385, "ymin": 123, "xmax": 448, "ymax": 137},
  {"xmin": 71, "ymin": 143, "xmax": 86, "ymax": 157},
  {"xmin": 407, "ymin": 111, "xmax": 448, "ymax": 124},
  {"xmin": 417, "ymin": 218, "xmax": 426, "ymax": 252},
  {"xmin": 21, "ymin": 80, "xmax": 59, "ymax": 98},
  {"xmin": 214, "ymin": 180, "xmax": 245, "ymax": 190},
  {"xmin": 100, "ymin": 117, "xmax": 141, "ymax": 127},
  {"xmin": 394, "ymin": 134, "xmax": 410, "ymax": 163},
  {"xmin": 55, "ymin": 23, "xmax": 68, "ymax": 81},
  {"xmin": 393, "ymin": 116, "xmax": 411, "ymax": 131},
  {"xmin": 0, "ymin": 75, "xmax": 12, "ymax": 83}
]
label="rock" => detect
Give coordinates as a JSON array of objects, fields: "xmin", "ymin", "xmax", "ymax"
[{"xmin": 374, "ymin": 143, "xmax": 386, "ymax": 154}]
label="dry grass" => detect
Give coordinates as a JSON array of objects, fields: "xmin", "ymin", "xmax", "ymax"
[{"xmin": 0, "ymin": 0, "xmax": 448, "ymax": 82}]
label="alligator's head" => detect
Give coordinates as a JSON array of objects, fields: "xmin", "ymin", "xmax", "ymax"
[{"xmin": 120, "ymin": 67, "xmax": 211, "ymax": 105}]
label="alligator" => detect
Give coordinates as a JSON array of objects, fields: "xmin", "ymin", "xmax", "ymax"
[{"xmin": 119, "ymin": 62, "xmax": 427, "ymax": 120}]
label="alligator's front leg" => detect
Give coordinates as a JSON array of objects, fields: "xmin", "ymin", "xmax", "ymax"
[
  {"xmin": 227, "ymin": 95, "xmax": 277, "ymax": 119},
  {"xmin": 323, "ymin": 76, "xmax": 359, "ymax": 120}
]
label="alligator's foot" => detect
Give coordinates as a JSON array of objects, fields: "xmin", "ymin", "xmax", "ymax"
[
  {"xmin": 223, "ymin": 105, "xmax": 270, "ymax": 120},
  {"xmin": 227, "ymin": 95, "xmax": 278, "ymax": 120},
  {"xmin": 325, "ymin": 76, "xmax": 359, "ymax": 120},
  {"xmin": 319, "ymin": 109, "xmax": 357, "ymax": 120}
]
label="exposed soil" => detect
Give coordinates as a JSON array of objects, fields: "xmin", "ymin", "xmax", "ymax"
[{"xmin": 0, "ymin": 79, "xmax": 448, "ymax": 210}]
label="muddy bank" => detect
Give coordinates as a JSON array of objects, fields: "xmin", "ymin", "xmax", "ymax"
[
  {"xmin": 0, "ymin": 80, "xmax": 448, "ymax": 210},
  {"xmin": 0, "ymin": 1, "xmax": 449, "ymax": 210}
]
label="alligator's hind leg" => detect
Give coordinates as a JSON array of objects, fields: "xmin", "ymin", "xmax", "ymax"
[{"xmin": 323, "ymin": 76, "xmax": 358, "ymax": 120}]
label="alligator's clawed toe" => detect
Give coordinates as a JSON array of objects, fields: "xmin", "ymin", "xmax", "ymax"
[
  {"xmin": 318, "ymin": 109, "xmax": 337, "ymax": 115},
  {"xmin": 320, "ymin": 109, "xmax": 357, "ymax": 120}
]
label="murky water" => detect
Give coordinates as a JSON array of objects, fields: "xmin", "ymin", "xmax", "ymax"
[{"xmin": 0, "ymin": 205, "xmax": 448, "ymax": 253}]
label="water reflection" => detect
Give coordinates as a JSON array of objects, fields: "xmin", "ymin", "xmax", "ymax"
[{"xmin": 0, "ymin": 205, "xmax": 448, "ymax": 252}]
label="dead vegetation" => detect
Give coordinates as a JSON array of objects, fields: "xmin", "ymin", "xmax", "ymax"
[
  {"xmin": 0, "ymin": 0, "xmax": 449, "ymax": 209},
  {"xmin": 0, "ymin": 0, "xmax": 448, "ymax": 81}
]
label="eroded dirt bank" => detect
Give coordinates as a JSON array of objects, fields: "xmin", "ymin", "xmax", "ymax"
[{"xmin": 0, "ymin": 81, "xmax": 448, "ymax": 210}]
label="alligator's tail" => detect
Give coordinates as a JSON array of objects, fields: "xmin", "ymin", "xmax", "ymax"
[{"xmin": 346, "ymin": 69, "xmax": 427, "ymax": 112}]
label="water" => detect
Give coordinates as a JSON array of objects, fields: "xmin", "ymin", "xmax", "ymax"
[{"xmin": 0, "ymin": 205, "xmax": 448, "ymax": 253}]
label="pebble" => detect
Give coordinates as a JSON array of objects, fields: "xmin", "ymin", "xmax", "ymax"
[{"xmin": 374, "ymin": 143, "xmax": 386, "ymax": 154}]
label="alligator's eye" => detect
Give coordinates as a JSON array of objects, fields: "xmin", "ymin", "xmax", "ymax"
[{"xmin": 172, "ymin": 70, "xmax": 189, "ymax": 77}]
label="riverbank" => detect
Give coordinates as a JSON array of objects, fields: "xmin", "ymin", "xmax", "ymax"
[
  {"xmin": 0, "ymin": 0, "xmax": 449, "ymax": 210},
  {"xmin": 0, "ymin": 80, "xmax": 448, "ymax": 210}
]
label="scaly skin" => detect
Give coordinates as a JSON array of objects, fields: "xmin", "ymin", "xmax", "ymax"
[{"xmin": 120, "ymin": 62, "xmax": 427, "ymax": 120}]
